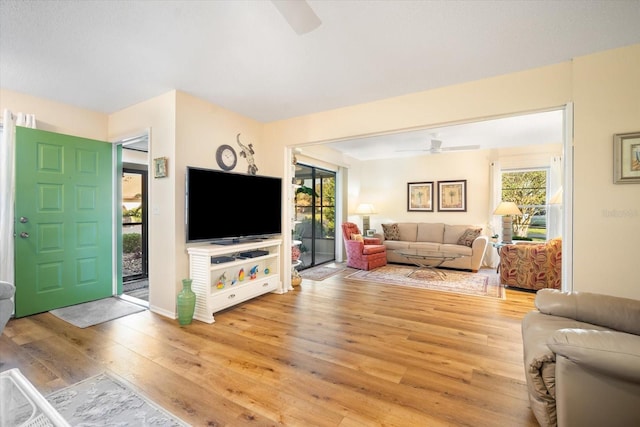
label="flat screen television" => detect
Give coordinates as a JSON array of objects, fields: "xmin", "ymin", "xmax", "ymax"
[{"xmin": 186, "ymin": 167, "xmax": 282, "ymax": 244}]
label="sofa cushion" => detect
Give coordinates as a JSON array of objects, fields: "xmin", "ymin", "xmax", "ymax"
[
  {"xmin": 444, "ymin": 224, "xmax": 474, "ymax": 244},
  {"xmin": 397, "ymin": 223, "xmax": 418, "ymax": 242},
  {"xmin": 536, "ymin": 289, "xmax": 640, "ymax": 336},
  {"xmin": 351, "ymin": 233, "xmax": 364, "ymax": 243},
  {"xmin": 362, "ymin": 244, "xmax": 386, "ymax": 255},
  {"xmin": 382, "ymin": 240, "xmax": 411, "ymax": 250},
  {"xmin": 381, "ymin": 223, "xmax": 400, "ymax": 241},
  {"xmin": 416, "ymin": 223, "xmax": 444, "ymax": 243},
  {"xmin": 407, "ymin": 242, "xmax": 441, "ymax": 252},
  {"xmin": 457, "ymin": 227, "xmax": 481, "ymax": 247},
  {"xmin": 439, "ymin": 243, "xmax": 473, "ymax": 256}
]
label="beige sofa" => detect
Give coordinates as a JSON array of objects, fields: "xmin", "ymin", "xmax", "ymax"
[
  {"xmin": 374, "ymin": 222, "xmax": 488, "ymax": 271},
  {"xmin": 522, "ymin": 289, "xmax": 640, "ymax": 427}
]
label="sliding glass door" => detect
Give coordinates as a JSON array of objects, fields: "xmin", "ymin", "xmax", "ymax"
[{"xmin": 294, "ymin": 164, "xmax": 336, "ymax": 269}]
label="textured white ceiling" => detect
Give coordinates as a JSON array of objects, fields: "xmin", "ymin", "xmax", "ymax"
[
  {"xmin": 1, "ymin": 1, "xmax": 638, "ymax": 159},
  {"xmin": 2, "ymin": 1, "xmax": 638, "ymax": 123}
]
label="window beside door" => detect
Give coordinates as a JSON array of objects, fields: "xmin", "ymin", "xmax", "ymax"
[{"xmin": 501, "ymin": 169, "xmax": 549, "ymax": 241}]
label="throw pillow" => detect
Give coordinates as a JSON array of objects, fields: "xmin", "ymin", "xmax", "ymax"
[
  {"xmin": 457, "ymin": 228, "xmax": 482, "ymax": 247},
  {"xmin": 382, "ymin": 223, "xmax": 400, "ymax": 241},
  {"xmin": 351, "ymin": 233, "xmax": 364, "ymax": 243}
]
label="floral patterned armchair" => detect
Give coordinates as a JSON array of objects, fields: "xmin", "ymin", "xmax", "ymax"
[
  {"xmin": 341, "ymin": 222, "xmax": 387, "ymax": 270},
  {"xmin": 499, "ymin": 238, "xmax": 562, "ymax": 290}
]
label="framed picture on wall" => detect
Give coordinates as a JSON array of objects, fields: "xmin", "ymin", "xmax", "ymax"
[
  {"xmin": 153, "ymin": 157, "xmax": 168, "ymax": 178},
  {"xmin": 437, "ymin": 180, "xmax": 467, "ymax": 212},
  {"xmin": 407, "ymin": 181, "xmax": 434, "ymax": 212},
  {"xmin": 613, "ymin": 131, "xmax": 640, "ymax": 184}
]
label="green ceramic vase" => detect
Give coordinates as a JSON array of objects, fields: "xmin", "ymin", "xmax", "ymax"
[{"xmin": 177, "ymin": 279, "xmax": 196, "ymax": 325}]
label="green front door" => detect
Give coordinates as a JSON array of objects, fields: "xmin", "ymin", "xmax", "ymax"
[{"xmin": 14, "ymin": 127, "xmax": 114, "ymax": 317}]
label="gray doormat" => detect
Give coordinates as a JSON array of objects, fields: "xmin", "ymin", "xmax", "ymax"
[
  {"xmin": 46, "ymin": 372, "xmax": 189, "ymax": 426},
  {"xmin": 49, "ymin": 297, "xmax": 146, "ymax": 328}
]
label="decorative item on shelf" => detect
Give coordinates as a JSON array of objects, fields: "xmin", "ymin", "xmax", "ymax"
[
  {"xmin": 177, "ymin": 279, "xmax": 196, "ymax": 326},
  {"xmin": 250, "ymin": 265, "xmax": 259, "ymax": 279},
  {"xmin": 291, "ymin": 269, "xmax": 302, "ymax": 287},
  {"xmin": 231, "ymin": 277, "xmax": 237, "ymax": 286},
  {"xmin": 264, "ymin": 267, "xmax": 270, "ymax": 275},
  {"xmin": 493, "ymin": 201, "xmax": 523, "ymax": 243},
  {"xmin": 216, "ymin": 272, "xmax": 227, "ymax": 289},
  {"xmin": 238, "ymin": 268, "xmax": 245, "ymax": 281}
]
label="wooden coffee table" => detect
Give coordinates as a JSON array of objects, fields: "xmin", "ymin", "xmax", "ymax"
[{"xmin": 393, "ymin": 249, "xmax": 464, "ymax": 279}]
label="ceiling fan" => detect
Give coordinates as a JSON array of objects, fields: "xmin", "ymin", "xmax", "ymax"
[
  {"xmin": 271, "ymin": 0, "xmax": 322, "ymax": 35},
  {"xmin": 397, "ymin": 137, "xmax": 480, "ymax": 154}
]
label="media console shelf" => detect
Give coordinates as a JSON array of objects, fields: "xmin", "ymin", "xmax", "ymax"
[{"xmin": 187, "ymin": 238, "xmax": 282, "ymax": 323}]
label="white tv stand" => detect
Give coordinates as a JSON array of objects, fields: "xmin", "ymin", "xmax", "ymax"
[{"xmin": 187, "ymin": 238, "xmax": 282, "ymax": 323}]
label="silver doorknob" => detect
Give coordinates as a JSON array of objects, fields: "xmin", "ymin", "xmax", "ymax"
[
  {"xmin": 19, "ymin": 216, "xmax": 29, "ymax": 223},
  {"xmin": 20, "ymin": 232, "xmax": 29, "ymax": 238}
]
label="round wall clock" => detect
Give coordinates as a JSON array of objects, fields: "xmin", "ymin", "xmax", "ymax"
[{"xmin": 216, "ymin": 144, "xmax": 237, "ymax": 171}]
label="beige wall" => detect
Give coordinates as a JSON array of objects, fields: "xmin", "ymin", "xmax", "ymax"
[
  {"xmin": 110, "ymin": 91, "xmax": 266, "ymax": 316},
  {"xmin": 572, "ymin": 44, "xmax": 640, "ymax": 299},
  {"xmin": 265, "ymin": 44, "xmax": 640, "ymax": 299},
  {"xmin": 109, "ymin": 91, "xmax": 178, "ymax": 317},
  {"xmin": 174, "ymin": 91, "xmax": 265, "ymax": 301},
  {"xmin": 3, "ymin": 43, "xmax": 639, "ymax": 310},
  {"xmin": 353, "ymin": 144, "xmax": 563, "ymax": 233},
  {"xmin": 1, "ymin": 88, "xmax": 108, "ymax": 140}
]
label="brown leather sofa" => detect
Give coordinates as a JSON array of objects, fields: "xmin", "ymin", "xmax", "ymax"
[{"xmin": 522, "ymin": 289, "xmax": 640, "ymax": 427}]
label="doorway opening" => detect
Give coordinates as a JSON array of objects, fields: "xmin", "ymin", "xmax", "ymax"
[
  {"xmin": 294, "ymin": 164, "xmax": 336, "ymax": 269},
  {"xmin": 120, "ymin": 136, "xmax": 149, "ymax": 303},
  {"xmin": 122, "ymin": 168, "xmax": 148, "ymax": 300}
]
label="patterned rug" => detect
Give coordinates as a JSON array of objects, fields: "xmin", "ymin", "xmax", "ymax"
[
  {"xmin": 345, "ymin": 265, "xmax": 504, "ymax": 299},
  {"xmin": 299, "ymin": 265, "xmax": 346, "ymax": 281},
  {"xmin": 47, "ymin": 372, "xmax": 188, "ymax": 426}
]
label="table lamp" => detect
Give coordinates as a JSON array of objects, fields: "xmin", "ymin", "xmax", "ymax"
[
  {"xmin": 355, "ymin": 203, "xmax": 376, "ymax": 232},
  {"xmin": 493, "ymin": 201, "xmax": 522, "ymax": 243}
]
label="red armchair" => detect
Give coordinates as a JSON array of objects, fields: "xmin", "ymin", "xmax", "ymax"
[
  {"xmin": 341, "ymin": 222, "xmax": 387, "ymax": 270},
  {"xmin": 499, "ymin": 238, "xmax": 562, "ymax": 290}
]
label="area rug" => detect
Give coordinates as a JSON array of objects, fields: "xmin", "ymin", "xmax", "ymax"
[
  {"xmin": 46, "ymin": 372, "xmax": 188, "ymax": 426},
  {"xmin": 49, "ymin": 297, "xmax": 146, "ymax": 328},
  {"xmin": 299, "ymin": 265, "xmax": 346, "ymax": 281},
  {"xmin": 345, "ymin": 265, "xmax": 504, "ymax": 299}
]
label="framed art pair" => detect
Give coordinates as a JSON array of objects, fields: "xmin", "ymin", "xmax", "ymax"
[{"xmin": 407, "ymin": 180, "xmax": 467, "ymax": 212}]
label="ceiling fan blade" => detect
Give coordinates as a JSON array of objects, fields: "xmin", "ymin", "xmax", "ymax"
[
  {"xmin": 441, "ymin": 145, "xmax": 481, "ymax": 151},
  {"xmin": 271, "ymin": 0, "xmax": 322, "ymax": 35}
]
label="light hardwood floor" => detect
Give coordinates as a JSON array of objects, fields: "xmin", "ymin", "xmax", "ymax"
[{"xmin": 0, "ymin": 267, "xmax": 538, "ymax": 426}]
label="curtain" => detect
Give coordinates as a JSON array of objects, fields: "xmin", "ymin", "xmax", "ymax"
[
  {"xmin": 483, "ymin": 160, "xmax": 502, "ymax": 268},
  {"xmin": 0, "ymin": 110, "xmax": 36, "ymax": 284},
  {"xmin": 547, "ymin": 155, "xmax": 563, "ymax": 238}
]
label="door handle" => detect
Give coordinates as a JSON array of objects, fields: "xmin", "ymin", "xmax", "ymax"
[
  {"xmin": 20, "ymin": 216, "xmax": 29, "ymax": 223},
  {"xmin": 20, "ymin": 232, "xmax": 29, "ymax": 238}
]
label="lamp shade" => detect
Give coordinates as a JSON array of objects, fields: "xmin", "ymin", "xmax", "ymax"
[
  {"xmin": 549, "ymin": 187, "xmax": 563, "ymax": 205},
  {"xmin": 355, "ymin": 203, "xmax": 377, "ymax": 215},
  {"xmin": 493, "ymin": 201, "xmax": 522, "ymax": 216}
]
